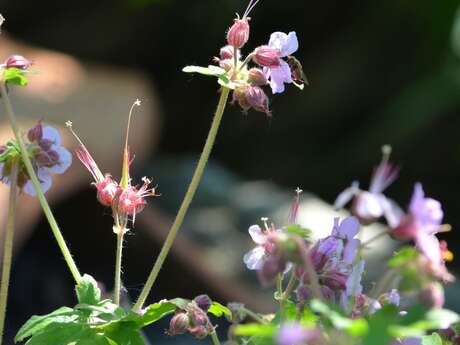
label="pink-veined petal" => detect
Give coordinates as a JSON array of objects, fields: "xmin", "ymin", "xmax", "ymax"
[
  {"xmin": 248, "ymin": 225, "xmax": 265, "ymax": 244},
  {"xmin": 243, "ymin": 246, "xmax": 266, "ymax": 270},
  {"xmin": 42, "ymin": 126, "xmax": 61, "ymax": 146},
  {"xmin": 48, "ymin": 146, "xmax": 72, "ymax": 174},
  {"xmin": 268, "ymin": 59, "xmax": 292, "ymax": 94}
]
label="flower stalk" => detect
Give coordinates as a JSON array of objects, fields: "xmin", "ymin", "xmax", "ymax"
[
  {"xmin": 113, "ymin": 230, "xmax": 124, "ymax": 305},
  {"xmin": 0, "ymin": 162, "xmax": 18, "ymax": 345},
  {"xmin": 133, "ymin": 87, "xmax": 231, "ymax": 311},
  {"xmin": 0, "ymin": 82, "xmax": 82, "ymax": 284},
  {"xmin": 210, "ymin": 330, "xmax": 221, "ymax": 345}
]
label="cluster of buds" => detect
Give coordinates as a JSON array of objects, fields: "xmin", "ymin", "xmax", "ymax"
[
  {"xmin": 167, "ymin": 295, "xmax": 215, "ymax": 339},
  {"xmin": 66, "ymin": 100, "xmax": 156, "ymax": 234},
  {"xmin": 1, "ymin": 54, "xmax": 33, "ymax": 70},
  {"xmin": 213, "ymin": 0, "xmax": 305, "ymax": 116},
  {"xmin": 0, "ymin": 121, "xmax": 72, "ymax": 195}
]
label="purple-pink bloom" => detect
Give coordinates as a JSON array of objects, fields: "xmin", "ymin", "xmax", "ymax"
[
  {"xmin": 392, "ymin": 183, "xmax": 444, "ymax": 265},
  {"xmin": 243, "ymin": 224, "xmax": 275, "ymax": 270},
  {"xmin": 277, "ymin": 323, "xmax": 321, "ymax": 345},
  {"xmin": 259, "ymin": 31, "xmax": 299, "ymax": 94},
  {"xmin": 334, "ymin": 150, "xmax": 399, "ymax": 225}
]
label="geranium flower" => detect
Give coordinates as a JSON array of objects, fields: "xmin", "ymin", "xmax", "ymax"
[
  {"xmin": 253, "ymin": 31, "xmax": 299, "ymax": 94},
  {"xmin": 243, "ymin": 224, "xmax": 277, "ymax": 270},
  {"xmin": 334, "ymin": 147, "xmax": 399, "ymax": 225}
]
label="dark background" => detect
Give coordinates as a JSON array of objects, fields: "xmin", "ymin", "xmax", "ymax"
[{"xmin": 2, "ymin": 0, "xmax": 460, "ymax": 342}]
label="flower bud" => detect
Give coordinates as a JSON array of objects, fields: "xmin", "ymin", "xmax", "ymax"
[
  {"xmin": 117, "ymin": 186, "xmax": 147, "ymax": 215},
  {"xmin": 28, "ymin": 122, "xmax": 43, "ymax": 142},
  {"xmin": 188, "ymin": 326, "xmax": 209, "ymax": 340},
  {"xmin": 220, "ymin": 45, "xmax": 235, "ymax": 60},
  {"xmin": 5, "ymin": 55, "xmax": 32, "ymax": 70},
  {"xmin": 253, "ymin": 46, "xmax": 281, "ymax": 68},
  {"xmin": 322, "ymin": 271, "xmax": 348, "ymax": 291},
  {"xmin": 219, "ymin": 59, "xmax": 234, "ymax": 72},
  {"xmin": 189, "ymin": 307, "xmax": 208, "ymax": 326},
  {"xmin": 420, "ymin": 282, "xmax": 445, "ymax": 309},
  {"xmin": 391, "ymin": 215, "xmax": 416, "ymax": 241},
  {"xmin": 296, "ymin": 285, "xmax": 311, "ymax": 303},
  {"xmin": 194, "ymin": 294, "xmax": 212, "ymax": 312},
  {"xmin": 320, "ymin": 286, "xmax": 334, "ymax": 301},
  {"xmin": 246, "ymin": 86, "xmax": 271, "ymax": 116},
  {"xmin": 248, "ymin": 68, "xmax": 267, "ymax": 86},
  {"xmin": 168, "ymin": 312, "xmax": 190, "ymax": 336},
  {"xmin": 96, "ymin": 176, "xmax": 118, "ymax": 207},
  {"xmin": 258, "ymin": 256, "xmax": 285, "ymax": 286},
  {"xmin": 232, "ymin": 87, "xmax": 251, "ymax": 113},
  {"xmin": 227, "ymin": 18, "xmax": 250, "ymax": 49}
]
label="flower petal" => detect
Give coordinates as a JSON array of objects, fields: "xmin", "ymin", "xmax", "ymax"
[
  {"xmin": 415, "ymin": 232, "xmax": 441, "ymax": 265},
  {"xmin": 243, "ymin": 246, "xmax": 266, "ymax": 270},
  {"xmin": 268, "ymin": 60, "xmax": 292, "ymax": 94},
  {"xmin": 48, "ymin": 146, "xmax": 72, "ymax": 174},
  {"xmin": 248, "ymin": 225, "xmax": 265, "ymax": 244},
  {"xmin": 42, "ymin": 126, "xmax": 62, "ymax": 146},
  {"xmin": 381, "ymin": 197, "xmax": 404, "ymax": 228},
  {"xmin": 334, "ymin": 181, "xmax": 359, "ymax": 209},
  {"xmin": 335, "ymin": 216, "xmax": 360, "ymax": 239},
  {"xmin": 269, "ymin": 31, "xmax": 299, "ymax": 57},
  {"xmin": 23, "ymin": 169, "xmax": 52, "ymax": 196}
]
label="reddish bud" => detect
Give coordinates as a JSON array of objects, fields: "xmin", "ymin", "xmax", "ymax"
[
  {"xmin": 27, "ymin": 122, "xmax": 43, "ymax": 142},
  {"xmin": 253, "ymin": 46, "xmax": 281, "ymax": 68},
  {"xmin": 188, "ymin": 326, "xmax": 209, "ymax": 340},
  {"xmin": 189, "ymin": 307, "xmax": 208, "ymax": 327},
  {"xmin": 227, "ymin": 18, "xmax": 250, "ymax": 49},
  {"xmin": 246, "ymin": 86, "xmax": 271, "ymax": 116},
  {"xmin": 194, "ymin": 294, "xmax": 212, "ymax": 312},
  {"xmin": 5, "ymin": 55, "xmax": 32, "ymax": 70},
  {"xmin": 391, "ymin": 215, "xmax": 416, "ymax": 241},
  {"xmin": 117, "ymin": 186, "xmax": 147, "ymax": 215},
  {"xmin": 248, "ymin": 68, "xmax": 267, "ymax": 86},
  {"xmin": 168, "ymin": 313, "xmax": 190, "ymax": 336},
  {"xmin": 322, "ymin": 271, "xmax": 348, "ymax": 291},
  {"xmin": 220, "ymin": 45, "xmax": 235, "ymax": 60},
  {"xmin": 96, "ymin": 176, "xmax": 119, "ymax": 207}
]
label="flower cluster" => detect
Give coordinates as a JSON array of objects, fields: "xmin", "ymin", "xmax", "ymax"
[
  {"xmin": 66, "ymin": 100, "xmax": 156, "ymax": 234},
  {"xmin": 0, "ymin": 121, "xmax": 71, "ymax": 195}
]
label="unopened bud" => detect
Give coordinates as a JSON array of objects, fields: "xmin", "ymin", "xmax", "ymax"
[
  {"xmin": 168, "ymin": 313, "xmax": 190, "ymax": 336},
  {"xmin": 27, "ymin": 122, "xmax": 43, "ymax": 142},
  {"xmin": 322, "ymin": 271, "xmax": 348, "ymax": 291},
  {"xmin": 248, "ymin": 68, "xmax": 267, "ymax": 86},
  {"xmin": 296, "ymin": 285, "xmax": 310, "ymax": 303},
  {"xmin": 246, "ymin": 86, "xmax": 271, "ymax": 116},
  {"xmin": 232, "ymin": 87, "xmax": 251, "ymax": 113},
  {"xmin": 188, "ymin": 326, "xmax": 209, "ymax": 340},
  {"xmin": 189, "ymin": 307, "xmax": 208, "ymax": 326},
  {"xmin": 219, "ymin": 59, "xmax": 234, "ymax": 72},
  {"xmin": 117, "ymin": 186, "xmax": 147, "ymax": 215},
  {"xmin": 96, "ymin": 176, "xmax": 119, "ymax": 207},
  {"xmin": 227, "ymin": 18, "xmax": 250, "ymax": 49},
  {"xmin": 420, "ymin": 282, "xmax": 445, "ymax": 309},
  {"xmin": 220, "ymin": 45, "xmax": 234, "ymax": 60},
  {"xmin": 258, "ymin": 256, "xmax": 285, "ymax": 286},
  {"xmin": 391, "ymin": 215, "xmax": 416, "ymax": 241},
  {"xmin": 253, "ymin": 46, "xmax": 281, "ymax": 68},
  {"xmin": 194, "ymin": 294, "xmax": 212, "ymax": 312},
  {"xmin": 5, "ymin": 55, "xmax": 32, "ymax": 70}
]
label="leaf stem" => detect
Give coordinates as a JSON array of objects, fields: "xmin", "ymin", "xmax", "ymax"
[
  {"xmin": 132, "ymin": 87, "xmax": 231, "ymax": 311},
  {"xmin": 210, "ymin": 330, "xmax": 221, "ymax": 345},
  {"xmin": 113, "ymin": 231, "xmax": 124, "ymax": 305},
  {"xmin": 0, "ymin": 162, "xmax": 18, "ymax": 345},
  {"xmin": 0, "ymin": 82, "xmax": 81, "ymax": 283}
]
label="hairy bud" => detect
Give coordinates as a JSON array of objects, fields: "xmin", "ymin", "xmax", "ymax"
[
  {"xmin": 253, "ymin": 46, "xmax": 281, "ymax": 68},
  {"xmin": 5, "ymin": 55, "xmax": 32, "ymax": 70},
  {"xmin": 227, "ymin": 18, "xmax": 250, "ymax": 49},
  {"xmin": 194, "ymin": 294, "xmax": 212, "ymax": 312},
  {"xmin": 220, "ymin": 45, "xmax": 235, "ymax": 60},
  {"xmin": 168, "ymin": 313, "xmax": 190, "ymax": 336},
  {"xmin": 96, "ymin": 176, "xmax": 119, "ymax": 207},
  {"xmin": 27, "ymin": 122, "xmax": 43, "ymax": 142},
  {"xmin": 248, "ymin": 68, "xmax": 267, "ymax": 86}
]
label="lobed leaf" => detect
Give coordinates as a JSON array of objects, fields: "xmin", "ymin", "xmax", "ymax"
[
  {"xmin": 208, "ymin": 302, "xmax": 231, "ymax": 318},
  {"xmin": 76, "ymin": 274, "xmax": 101, "ymax": 305}
]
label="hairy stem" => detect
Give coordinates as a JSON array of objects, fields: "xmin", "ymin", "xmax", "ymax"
[
  {"xmin": 0, "ymin": 82, "xmax": 81, "ymax": 283},
  {"xmin": 113, "ymin": 231, "xmax": 124, "ymax": 305},
  {"xmin": 133, "ymin": 87, "xmax": 231, "ymax": 311},
  {"xmin": 210, "ymin": 330, "xmax": 221, "ymax": 345},
  {"xmin": 0, "ymin": 163, "xmax": 18, "ymax": 345}
]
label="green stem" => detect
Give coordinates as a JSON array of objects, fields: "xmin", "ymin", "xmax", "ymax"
[
  {"xmin": 113, "ymin": 231, "xmax": 124, "ymax": 305},
  {"xmin": 361, "ymin": 229, "xmax": 391, "ymax": 248},
  {"xmin": 133, "ymin": 87, "xmax": 231, "ymax": 311},
  {"xmin": 0, "ymin": 82, "xmax": 81, "ymax": 283},
  {"xmin": 210, "ymin": 330, "xmax": 221, "ymax": 345},
  {"xmin": 277, "ymin": 274, "xmax": 285, "ymax": 320},
  {"xmin": 0, "ymin": 163, "xmax": 18, "ymax": 345},
  {"xmin": 241, "ymin": 307, "xmax": 265, "ymax": 324},
  {"xmin": 283, "ymin": 269, "xmax": 296, "ymax": 300}
]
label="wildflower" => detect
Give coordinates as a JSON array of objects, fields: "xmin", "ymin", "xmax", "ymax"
[
  {"xmin": 253, "ymin": 31, "xmax": 299, "ymax": 94},
  {"xmin": 66, "ymin": 100, "xmax": 157, "ymax": 232},
  {"xmin": 391, "ymin": 183, "xmax": 444, "ymax": 266},
  {"xmin": 0, "ymin": 122, "xmax": 72, "ymax": 196},
  {"xmin": 277, "ymin": 323, "xmax": 322, "ymax": 345},
  {"xmin": 243, "ymin": 223, "xmax": 277, "ymax": 270},
  {"xmin": 334, "ymin": 146, "xmax": 399, "ymax": 225}
]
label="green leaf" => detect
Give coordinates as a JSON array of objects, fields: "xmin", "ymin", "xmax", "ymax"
[
  {"xmin": 421, "ymin": 333, "xmax": 442, "ymax": 345},
  {"xmin": 15, "ymin": 307, "xmax": 77, "ymax": 342},
  {"xmin": 104, "ymin": 322, "xmax": 146, "ymax": 345},
  {"xmin": 217, "ymin": 75, "xmax": 238, "ymax": 90},
  {"xmin": 208, "ymin": 302, "xmax": 231, "ymax": 318},
  {"xmin": 25, "ymin": 323, "xmax": 91, "ymax": 345},
  {"xmin": 388, "ymin": 247, "xmax": 419, "ymax": 268},
  {"xmin": 234, "ymin": 323, "xmax": 277, "ymax": 337},
  {"xmin": 182, "ymin": 65, "xmax": 226, "ymax": 77},
  {"xmin": 76, "ymin": 274, "xmax": 101, "ymax": 305},
  {"xmin": 310, "ymin": 299, "xmax": 368, "ymax": 337},
  {"xmin": 3, "ymin": 67, "xmax": 29, "ymax": 86},
  {"xmin": 123, "ymin": 301, "xmax": 177, "ymax": 328},
  {"xmin": 284, "ymin": 225, "xmax": 311, "ymax": 240},
  {"xmin": 169, "ymin": 298, "xmax": 190, "ymax": 310},
  {"xmin": 363, "ymin": 304, "xmax": 400, "ymax": 345}
]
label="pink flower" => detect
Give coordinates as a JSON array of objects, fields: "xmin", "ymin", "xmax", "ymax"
[
  {"xmin": 243, "ymin": 224, "xmax": 276, "ymax": 270},
  {"xmin": 254, "ymin": 31, "xmax": 299, "ymax": 94},
  {"xmin": 334, "ymin": 148, "xmax": 399, "ymax": 225},
  {"xmin": 391, "ymin": 183, "xmax": 444, "ymax": 265}
]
